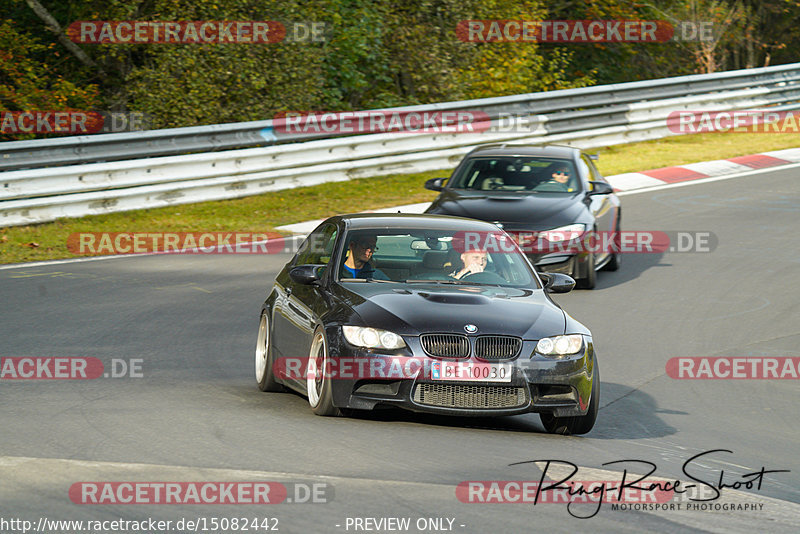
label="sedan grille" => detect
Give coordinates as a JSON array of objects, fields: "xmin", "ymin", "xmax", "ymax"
[
  {"xmin": 474, "ymin": 336, "xmax": 522, "ymax": 360},
  {"xmin": 413, "ymin": 384, "xmax": 528, "ymax": 409},
  {"xmin": 420, "ymin": 334, "xmax": 470, "ymax": 359}
]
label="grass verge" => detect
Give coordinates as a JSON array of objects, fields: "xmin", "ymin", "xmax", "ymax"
[{"xmin": 1, "ymin": 131, "xmax": 798, "ymax": 264}]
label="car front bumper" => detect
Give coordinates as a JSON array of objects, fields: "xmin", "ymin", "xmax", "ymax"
[{"xmin": 327, "ymin": 334, "xmax": 597, "ymax": 418}]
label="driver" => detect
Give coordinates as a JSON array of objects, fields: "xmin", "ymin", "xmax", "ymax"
[
  {"xmin": 544, "ymin": 163, "xmax": 576, "ymax": 192},
  {"xmin": 449, "ymin": 248, "xmax": 488, "ymax": 279}
]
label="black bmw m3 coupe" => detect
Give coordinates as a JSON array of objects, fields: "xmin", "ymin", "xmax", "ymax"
[{"xmin": 255, "ymin": 213, "xmax": 599, "ymax": 434}]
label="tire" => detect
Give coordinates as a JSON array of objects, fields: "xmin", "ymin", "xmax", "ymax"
[
  {"xmin": 575, "ymin": 251, "xmax": 596, "ymax": 289},
  {"xmin": 603, "ymin": 220, "xmax": 621, "ymax": 272},
  {"xmin": 540, "ymin": 362, "xmax": 599, "ymax": 435},
  {"xmin": 255, "ymin": 311, "xmax": 284, "ymax": 392},
  {"xmin": 604, "ymin": 249, "xmax": 621, "ymax": 272},
  {"xmin": 306, "ymin": 327, "xmax": 342, "ymax": 416}
]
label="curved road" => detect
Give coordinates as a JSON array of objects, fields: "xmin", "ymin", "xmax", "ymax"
[{"xmin": 1, "ymin": 168, "xmax": 798, "ymax": 533}]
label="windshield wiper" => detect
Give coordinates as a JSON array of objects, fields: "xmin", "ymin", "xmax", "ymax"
[
  {"xmin": 340, "ymin": 278, "xmax": 400, "ymax": 283},
  {"xmin": 405, "ymin": 279, "xmax": 464, "ymax": 285}
]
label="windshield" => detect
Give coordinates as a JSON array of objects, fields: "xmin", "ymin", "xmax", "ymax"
[
  {"xmin": 448, "ymin": 156, "xmax": 580, "ymax": 193},
  {"xmin": 338, "ymin": 228, "xmax": 540, "ymax": 288}
]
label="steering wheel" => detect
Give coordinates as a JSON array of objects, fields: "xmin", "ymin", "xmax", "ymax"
[
  {"xmin": 482, "ymin": 177, "xmax": 504, "ymax": 190},
  {"xmin": 461, "ymin": 271, "xmax": 507, "ymax": 284}
]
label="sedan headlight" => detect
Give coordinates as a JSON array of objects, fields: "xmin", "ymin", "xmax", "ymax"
[
  {"xmin": 535, "ymin": 335, "xmax": 584, "ymax": 356},
  {"xmin": 342, "ymin": 326, "xmax": 406, "ymax": 350},
  {"xmin": 540, "ymin": 224, "xmax": 586, "ymax": 243}
]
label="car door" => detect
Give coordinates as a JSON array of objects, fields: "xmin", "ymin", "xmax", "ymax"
[
  {"xmin": 579, "ymin": 154, "xmax": 618, "ymax": 264},
  {"xmin": 272, "ymin": 223, "xmax": 339, "ymax": 386}
]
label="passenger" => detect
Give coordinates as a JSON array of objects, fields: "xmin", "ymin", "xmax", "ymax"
[{"xmin": 341, "ymin": 234, "xmax": 389, "ymax": 279}]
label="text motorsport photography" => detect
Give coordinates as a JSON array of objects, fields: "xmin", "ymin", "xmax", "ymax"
[{"xmin": 458, "ymin": 450, "xmax": 789, "ymax": 519}]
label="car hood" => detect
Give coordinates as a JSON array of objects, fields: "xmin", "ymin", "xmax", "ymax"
[
  {"xmin": 427, "ymin": 190, "xmax": 587, "ymax": 228},
  {"xmin": 334, "ymin": 283, "xmax": 566, "ymax": 339}
]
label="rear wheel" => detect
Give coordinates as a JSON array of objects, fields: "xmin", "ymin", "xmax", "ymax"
[
  {"xmin": 540, "ymin": 363, "xmax": 599, "ymax": 435},
  {"xmin": 306, "ymin": 328, "xmax": 341, "ymax": 416},
  {"xmin": 255, "ymin": 311, "xmax": 283, "ymax": 392}
]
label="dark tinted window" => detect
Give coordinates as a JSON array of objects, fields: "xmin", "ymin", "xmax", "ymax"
[
  {"xmin": 338, "ymin": 227, "xmax": 540, "ymax": 288},
  {"xmin": 295, "ymin": 223, "xmax": 338, "ymax": 267},
  {"xmin": 449, "ymin": 157, "xmax": 578, "ymax": 193}
]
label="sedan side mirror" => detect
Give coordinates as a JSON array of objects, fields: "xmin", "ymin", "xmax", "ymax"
[
  {"xmin": 586, "ymin": 181, "xmax": 614, "ymax": 196},
  {"xmin": 289, "ymin": 264, "xmax": 325, "ymax": 285},
  {"xmin": 424, "ymin": 178, "xmax": 447, "ymax": 191},
  {"xmin": 539, "ymin": 272, "xmax": 576, "ymax": 293}
]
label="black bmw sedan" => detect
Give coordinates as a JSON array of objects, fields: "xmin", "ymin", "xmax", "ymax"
[
  {"xmin": 255, "ymin": 213, "xmax": 599, "ymax": 434},
  {"xmin": 424, "ymin": 144, "xmax": 621, "ymax": 288}
]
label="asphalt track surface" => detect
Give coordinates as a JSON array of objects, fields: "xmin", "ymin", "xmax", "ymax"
[{"xmin": 1, "ymin": 167, "xmax": 799, "ymax": 533}]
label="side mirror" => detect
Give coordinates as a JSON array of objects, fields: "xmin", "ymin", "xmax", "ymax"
[
  {"xmin": 587, "ymin": 181, "xmax": 614, "ymax": 196},
  {"xmin": 588, "ymin": 154, "xmax": 599, "ymax": 161},
  {"xmin": 539, "ymin": 272, "xmax": 576, "ymax": 293},
  {"xmin": 424, "ymin": 178, "xmax": 446, "ymax": 192},
  {"xmin": 289, "ymin": 264, "xmax": 325, "ymax": 285}
]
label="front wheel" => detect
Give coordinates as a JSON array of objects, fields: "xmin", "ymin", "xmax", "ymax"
[
  {"xmin": 603, "ymin": 222, "xmax": 621, "ymax": 272},
  {"xmin": 540, "ymin": 363, "xmax": 599, "ymax": 435},
  {"xmin": 306, "ymin": 328, "xmax": 341, "ymax": 416},
  {"xmin": 255, "ymin": 311, "xmax": 283, "ymax": 392},
  {"xmin": 575, "ymin": 251, "xmax": 596, "ymax": 289}
]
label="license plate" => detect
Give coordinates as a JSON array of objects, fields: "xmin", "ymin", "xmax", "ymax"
[{"xmin": 430, "ymin": 361, "xmax": 512, "ymax": 382}]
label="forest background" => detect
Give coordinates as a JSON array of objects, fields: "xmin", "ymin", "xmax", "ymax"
[{"xmin": 2, "ymin": 0, "xmax": 799, "ymax": 140}]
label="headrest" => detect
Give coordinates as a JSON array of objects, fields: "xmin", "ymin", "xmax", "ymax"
[{"xmin": 422, "ymin": 250, "xmax": 449, "ymax": 269}]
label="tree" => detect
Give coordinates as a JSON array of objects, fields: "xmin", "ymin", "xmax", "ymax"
[{"xmin": 0, "ymin": 15, "xmax": 99, "ymax": 140}]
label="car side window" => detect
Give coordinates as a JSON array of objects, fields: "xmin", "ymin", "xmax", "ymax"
[
  {"xmin": 576, "ymin": 156, "xmax": 593, "ymax": 190},
  {"xmin": 294, "ymin": 224, "xmax": 338, "ymax": 267},
  {"xmin": 581, "ymin": 154, "xmax": 606, "ymax": 183}
]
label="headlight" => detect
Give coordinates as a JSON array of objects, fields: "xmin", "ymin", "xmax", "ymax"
[
  {"xmin": 535, "ymin": 335, "xmax": 583, "ymax": 356},
  {"xmin": 540, "ymin": 224, "xmax": 586, "ymax": 243},
  {"xmin": 342, "ymin": 326, "xmax": 406, "ymax": 350}
]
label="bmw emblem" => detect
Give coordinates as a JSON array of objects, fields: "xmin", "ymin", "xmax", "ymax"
[{"xmin": 464, "ymin": 324, "xmax": 478, "ymax": 334}]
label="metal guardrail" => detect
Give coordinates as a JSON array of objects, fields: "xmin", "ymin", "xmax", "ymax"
[
  {"xmin": 3, "ymin": 62, "xmax": 800, "ymax": 173},
  {"xmin": 1, "ymin": 63, "xmax": 799, "ymax": 227}
]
